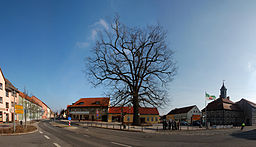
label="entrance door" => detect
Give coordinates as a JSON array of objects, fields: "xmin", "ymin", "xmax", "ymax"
[
  {"xmin": 140, "ymin": 117, "xmax": 145, "ymax": 123},
  {"xmin": 6, "ymin": 113, "xmax": 9, "ymax": 122}
]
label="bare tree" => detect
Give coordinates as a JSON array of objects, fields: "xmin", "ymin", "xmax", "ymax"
[{"xmin": 87, "ymin": 16, "xmax": 176, "ymax": 125}]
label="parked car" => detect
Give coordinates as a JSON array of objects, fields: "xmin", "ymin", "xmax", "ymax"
[
  {"xmin": 192, "ymin": 120, "xmax": 201, "ymax": 126},
  {"xmin": 180, "ymin": 121, "xmax": 189, "ymax": 126}
]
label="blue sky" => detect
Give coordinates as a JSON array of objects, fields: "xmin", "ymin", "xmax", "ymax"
[{"xmin": 1, "ymin": 0, "xmax": 256, "ymax": 114}]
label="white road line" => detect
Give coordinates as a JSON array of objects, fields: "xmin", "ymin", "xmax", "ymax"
[
  {"xmin": 83, "ymin": 134, "xmax": 89, "ymax": 137},
  {"xmin": 111, "ymin": 142, "xmax": 132, "ymax": 147},
  {"xmin": 53, "ymin": 143, "xmax": 61, "ymax": 147},
  {"xmin": 44, "ymin": 135, "xmax": 50, "ymax": 140},
  {"xmin": 39, "ymin": 131, "xmax": 43, "ymax": 134}
]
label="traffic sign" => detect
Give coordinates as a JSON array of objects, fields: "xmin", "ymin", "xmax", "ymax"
[
  {"xmin": 15, "ymin": 105, "xmax": 23, "ymax": 110},
  {"xmin": 68, "ymin": 117, "xmax": 71, "ymax": 120},
  {"xmin": 15, "ymin": 109, "xmax": 24, "ymax": 114}
]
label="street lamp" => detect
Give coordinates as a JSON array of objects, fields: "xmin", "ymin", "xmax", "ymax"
[{"xmin": 13, "ymin": 91, "xmax": 16, "ymax": 133}]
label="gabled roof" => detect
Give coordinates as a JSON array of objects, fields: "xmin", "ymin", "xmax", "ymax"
[
  {"xmin": 108, "ymin": 107, "xmax": 159, "ymax": 115},
  {"xmin": 18, "ymin": 91, "xmax": 41, "ymax": 107},
  {"xmin": 202, "ymin": 98, "xmax": 241, "ymax": 111},
  {"xmin": 167, "ymin": 105, "xmax": 196, "ymax": 115},
  {"xmin": 67, "ymin": 97, "xmax": 110, "ymax": 108},
  {"xmin": 239, "ymin": 98, "xmax": 256, "ymax": 108},
  {"xmin": 5, "ymin": 78, "xmax": 18, "ymax": 92}
]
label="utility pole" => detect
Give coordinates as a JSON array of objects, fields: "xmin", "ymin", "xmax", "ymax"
[{"xmin": 13, "ymin": 91, "xmax": 16, "ymax": 133}]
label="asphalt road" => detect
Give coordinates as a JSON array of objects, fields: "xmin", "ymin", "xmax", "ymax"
[{"xmin": 0, "ymin": 120, "xmax": 256, "ymax": 147}]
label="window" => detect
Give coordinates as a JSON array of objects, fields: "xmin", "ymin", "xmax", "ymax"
[
  {"xmin": 6, "ymin": 91, "xmax": 9, "ymax": 97},
  {"xmin": 0, "ymin": 83, "xmax": 2, "ymax": 90},
  {"xmin": 155, "ymin": 117, "xmax": 158, "ymax": 121},
  {"xmin": 147, "ymin": 117, "xmax": 149, "ymax": 121},
  {"xmin": 78, "ymin": 102, "xmax": 84, "ymax": 105},
  {"xmin": 127, "ymin": 117, "xmax": 130, "ymax": 121},
  {"xmin": 6, "ymin": 102, "xmax": 9, "ymax": 108},
  {"xmin": 151, "ymin": 117, "xmax": 154, "ymax": 121},
  {"xmin": 11, "ymin": 102, "xmax": 14, "ymax": 107},
  {"xmin": 0, "ymin": 97, "xmax": 2, "ymax": 104}
]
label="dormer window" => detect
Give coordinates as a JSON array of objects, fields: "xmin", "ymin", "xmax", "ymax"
[
  {"xmin": 77, "ymin": 102, "xmax": 84, "ymax": 105},
  {"xmin": 95, "ymin": 101, "xmax": 100, "ymax": 105}
]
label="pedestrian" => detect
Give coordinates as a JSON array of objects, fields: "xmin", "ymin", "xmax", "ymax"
[
  {"xmin": 163, "ymin": 119, "xmax": 166, "ymax": 130},
  {"xmin": 241, "ymin": 122, "xmax": 245, "ymax": 130},
  {"xmin": 168, "ymin": 119, "xmax": 172, "ymax": 130}
]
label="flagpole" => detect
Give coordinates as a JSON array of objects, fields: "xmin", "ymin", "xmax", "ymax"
[{"xmin": 205, "ymin": 91, "xmax": 207, "ymax": 129}]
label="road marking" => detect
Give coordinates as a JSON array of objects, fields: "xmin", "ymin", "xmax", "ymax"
[
  {"xmin": 39, "ymin": 131, "xmax": 43, "ymax": 134},
  {"xmin": 111, "ymin": 142, "xmax": 132, "ymax": 147},
  {"xmin": 44, "ymin": 135, "xmax": 50, "ymax": 139},
  {"xmin": 83, "ymin": 134, "xmax": 89, "ymax": 137},
  {"xmin": 53, "ymin": 143, "xmax": 61, "ymax": 147}
]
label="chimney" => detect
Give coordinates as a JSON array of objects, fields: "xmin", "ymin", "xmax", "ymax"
[{"xmin": 227, "ymin": 96, "xmax": 230, "ymax": 100}]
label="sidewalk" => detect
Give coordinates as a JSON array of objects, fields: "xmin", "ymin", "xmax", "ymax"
[{"xmin": 59, "ymin": 120, "xmax": 205, "ymax": 133}]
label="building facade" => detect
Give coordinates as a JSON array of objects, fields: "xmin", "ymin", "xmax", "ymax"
[
  {"xmin": 166, "ymin": 105, "xmax": 201, "ymax": 124},
  {"xmin": 67, "ymin": 97, "xmax": 110, "ymax": 121},
  {"xmin": 0, "ymin": 67, "xmax": 51, "ymax": 123},
  {"xmin": 203, "ymin": 83, "xmax": 243, "ymax": 126},
  {"xmin": 0, "ymin": 68, "xmax": 19, "ymax": 123},
  {"xmin": 108, "ymin": 107, "xmax": 159, "ymax": 124},
  {"xmin": 236, "ymin": 99, "xmax": 256, "ymax": 126}
]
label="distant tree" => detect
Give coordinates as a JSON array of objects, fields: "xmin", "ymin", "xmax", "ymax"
[{"xmin": 86, "ymin": 16, "xmax": 177, "ymax": 125}]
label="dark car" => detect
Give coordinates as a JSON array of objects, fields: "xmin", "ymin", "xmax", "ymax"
[
  {"xmin": 180, "ymin": 121, "xmax": 189, "ymax": 126},
  {"xmin": 192, "ymin": 121, "xmax": 201, "ymax": 126}
]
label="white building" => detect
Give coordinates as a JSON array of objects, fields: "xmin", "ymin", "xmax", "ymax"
[{"xmin": 166, "ymin": 105, "xmax": 201, "ymax": 124}]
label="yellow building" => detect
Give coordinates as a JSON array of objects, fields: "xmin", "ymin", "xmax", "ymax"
[{"xmin": 108, "ymin": 107, "xmax": 159, "ymax": 124}]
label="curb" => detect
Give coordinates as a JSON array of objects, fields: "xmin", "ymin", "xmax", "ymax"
[{"xmin": 0, "ymin": 127, "xmax": 38, "ymax": 136}]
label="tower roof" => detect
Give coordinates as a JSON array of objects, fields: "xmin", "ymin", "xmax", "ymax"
[{"xmin": 220, "ymin": 82, "xmax": 227, "ymax": 90}]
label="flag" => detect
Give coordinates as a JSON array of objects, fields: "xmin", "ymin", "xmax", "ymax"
[{"xmin": 205, "ymin": 92, "xmax": 216, "ymax": 100}]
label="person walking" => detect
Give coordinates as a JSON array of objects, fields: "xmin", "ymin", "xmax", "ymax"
[
  {"xmin": 163, "ymin": 119, "xmax": 166, "ymax": 130},
  {"xmin": 241, "ymin": 122, "xmax": 245, "ymax": 130},
  {"xmin": 168, "ymin": 119, "xmax": 172, "ymax": 130}
]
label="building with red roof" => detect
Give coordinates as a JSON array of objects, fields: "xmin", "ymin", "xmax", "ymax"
[
  {"xmin": 108, "ymin": 107, "xmax": 159, "ymax": 124},
  {"xmin": 202, "ymin": 83, "xmax": 243, "ymax": 126},
  {"xmin": 67, "ymin": 97, "xmax": 110, "ymax": 121}
]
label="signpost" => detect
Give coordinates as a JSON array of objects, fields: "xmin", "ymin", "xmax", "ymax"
[
  {"xmin": 68, "ymin": 117, "xmax": 71, "ymax": 126},
  {"xmin": 15, "ymin": 105, "xmax": 24, "ymax": 114}
]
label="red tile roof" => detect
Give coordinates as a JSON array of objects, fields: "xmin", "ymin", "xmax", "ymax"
[
  {"xmin": 167, "ymin": 105, "xmax": 196, "ymax": 115},
  {"xmin": 5, "ymin": 78, "xmax": 18, "ymax": 92},
  {"xmin": 67, "ymin": 97, "xmax": 110, "ymax": 108},
  {"xmin": 202, "ymin": 98, "xmax": 241, "ymax": 111},
  {"xmin": 108, "ymin": 107, "xmax": 159, "ymax": 115}
]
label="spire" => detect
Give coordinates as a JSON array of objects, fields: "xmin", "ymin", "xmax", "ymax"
[{"xmin": 220, "ymin": 80, "xmax": 227, "ymax": 98}]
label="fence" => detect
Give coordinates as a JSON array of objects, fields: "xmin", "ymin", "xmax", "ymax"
[{"xmin": 63, "ymin": 120, "xmax": 205, "ymax": 133}]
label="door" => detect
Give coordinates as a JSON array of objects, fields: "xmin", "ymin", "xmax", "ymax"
[{"xmin": 6, "ymin": 113, "xmax": 9, "ymax": 122}]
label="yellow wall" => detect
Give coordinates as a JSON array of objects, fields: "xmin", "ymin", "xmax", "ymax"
[{"xmin": 166, "ymin": 114, "xmax": 174, "ymax": 120}]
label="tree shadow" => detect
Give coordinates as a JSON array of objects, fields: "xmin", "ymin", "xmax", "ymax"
[{"xmin": 231, "ymin": 129, "xmax": 256, "ymax": 140}]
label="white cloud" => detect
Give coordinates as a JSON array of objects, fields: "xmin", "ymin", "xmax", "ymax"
[
  {"xmin": 75, "ymin": 42, "xmax": 89, "ymax": 48},
  {"xmin": 91, "ymin": 29, "xmax": 97, "ymax": 40},
  {"xmin": 248, "ymin": 62, "xmax": 256, "ymax": 72},
  {"xmin": 98, "ymin": 19, "xmax": 109, "ymax": 30}
]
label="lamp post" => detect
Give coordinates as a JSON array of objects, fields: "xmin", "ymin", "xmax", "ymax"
[{"xmin": 13, "ymin": 91, "xmax": 16, "ymax": 133}]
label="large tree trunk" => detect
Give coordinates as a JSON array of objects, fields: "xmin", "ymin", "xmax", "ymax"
[{"xmin": 132, "ymin": 94, "xmax": 140, "ymax": 126}]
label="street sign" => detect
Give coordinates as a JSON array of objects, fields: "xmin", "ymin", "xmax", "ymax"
[
  {"xmin": 15, "ymin": 105, "xmax": 23, "ymax": 110},
  {"xmin": 15, "ymin": 109, "xmax": 24, "ymax": 114},
  {"xmin": 68, "ymin": 117, "xmax": 71, "ymax": 120}
]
